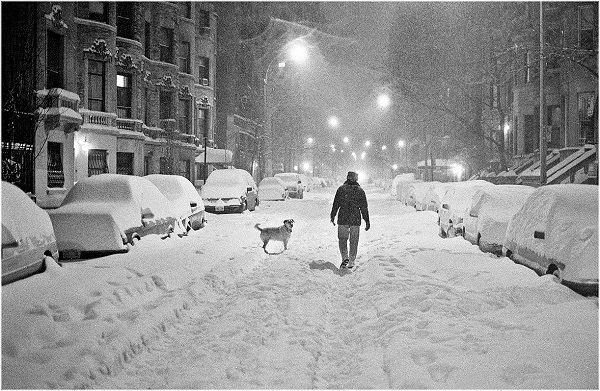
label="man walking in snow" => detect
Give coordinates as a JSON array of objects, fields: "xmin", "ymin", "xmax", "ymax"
[{"xmin": 330, "ymin": 171, "xmax": 370, "ymax": 269}]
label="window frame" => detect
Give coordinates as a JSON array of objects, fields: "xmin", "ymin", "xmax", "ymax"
[
  {"xmin": 46, "ymin": 30, "xmax": 64, "ymax": 89},
  {"xmin": 88, "ymin": 2, "xmax": 108, "ymax": 24},
  {"xmin": 159, "ymin": 27, "xmax": 174, "ymax": 64},
  {"xmin": 88, "ymin": 149, "xmax": 109, "ymax": 177},
  {"xmin": 87, "ymin": 60, "xmax": 106, "ymax": 112},
  {"xmin": 159, "ymin": 90, "xmax": 172, "ymax": 119},
  {"xmin": 116, "ymin": 3, "xmax": 134, "ymax": 39},
  {"xmin": 179, "ymin": 98, "xmax": 191, "ymax": 134},
  {"xmin": 116, "ymin": 151, "xmax": 135, "ymax": 175},
  {"xmin": 178, "ymin": 41, "xmax": 191, "ymax": 74},
  {"xmin": 117, "ymin": 73, "xmax": 132, "ymax": 118},
  {"xmin": 47, "ymin": 142, "xmax": 65, "ymax": 188},
  {"xmin": 578, "ymin": 5, "xmax": 596, "ymax": 50},
  {"xmin": 198, "ymin": 56, "xmax": 209, "ymax": 84}
]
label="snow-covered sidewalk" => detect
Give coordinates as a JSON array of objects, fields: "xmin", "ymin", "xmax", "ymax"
[{"xmin": 2, "ymin": 185, "xmax": 598, "ymax": 389}]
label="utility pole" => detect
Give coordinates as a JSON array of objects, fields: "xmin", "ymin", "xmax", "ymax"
[{"xmin": 539, "ymin": 2, "xmax": 547, "ymax": 186}]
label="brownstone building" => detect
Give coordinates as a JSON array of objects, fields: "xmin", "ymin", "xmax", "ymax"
[{"xmin": 2, "ymin": 2, "xmax": 217, "ymax": 207}]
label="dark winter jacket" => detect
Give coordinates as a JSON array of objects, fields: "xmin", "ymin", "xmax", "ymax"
[{"xmin": 330, "ymin": 180, "xmax": 370, "ymax": 226}]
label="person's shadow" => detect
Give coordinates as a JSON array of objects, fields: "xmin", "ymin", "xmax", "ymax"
[{"xmin": 309, "ymin": 260, "xmax": 349, "ymax": 276}]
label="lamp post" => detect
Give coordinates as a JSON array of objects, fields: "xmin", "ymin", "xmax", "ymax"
[{"xmin": 261, "ymin": 41, "xmax": 308, "ymax": 179}]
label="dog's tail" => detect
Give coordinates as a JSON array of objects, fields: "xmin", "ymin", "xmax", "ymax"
[{"xmin": 254, "ymin": 223, "xmax": 262, "ymax": 231}]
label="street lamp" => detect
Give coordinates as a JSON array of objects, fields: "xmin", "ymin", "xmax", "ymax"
[
  {"xmin": 365, "ymin": 140, "xmax": 371, "ymax": 148},
  {"xmin": 377, "ymin": 93, "xmax": 391, "ymax": 110},
  {"xmin": 328, "ymin": 116, "xmax": 339, "ymax": 128},
  {"xmin": 262, "ymin": 39, "xmax": 309, "ymax": 178},
  {"xmin": 343, "ymin": 136, "xmax": 350, "ymax": 144}
]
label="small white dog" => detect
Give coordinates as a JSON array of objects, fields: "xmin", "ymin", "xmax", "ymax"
[{"xmin": 254, "ymin": 219, "xmax": 294, "ymax": 253}]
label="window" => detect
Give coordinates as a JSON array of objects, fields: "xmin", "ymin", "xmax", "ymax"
[
  {"xmin": 144, "ymin": 154, "xmax": 152, "ymax": 175},
  {"xmin": 179, "ymin": 159, "xmax": 191, "ymax": 180},
  {"xmin": 159, "ymin": 156, "xmax": 170, "ymax": 174},
  {"xmin": 178, "ymin": 41, "xmax": 191, "ymax": 74},
  {"xmin": 160, "ymin": 91, "xmax": 172, "ymax": 119},
  {"xmin": 88, "ymin": 2, "xmax": 108, "ymax": 23},
  {"xmin": 88, "ymin": 60, "xmax": 105, "ymax": 111},
  {"xmin": 179, "ymin": 2, "xmax": 191, "ymax": 19},
  {"xmin": 117, "ymin": 3, "xmax": 134, "ymax": 39},
  {"xmin": 198, "ymin": 56, "xmax": 209, "ymax": 84},
  {"xmin": 578, "ymin": 5, "xmax": 596, "ymax": 50},
  {"xmin": 47, "ymin": 31, "xmax": 63, "ymax": 89},
  {"xmin": 117, "ymin": 73, "xmax": 132, "ymax": 118},
  {"xmin": 47, "ymin": 142, "xmax": 64, "ymax": 188},
  {"xmin": 144, "ymin": 87, "xmax": 152, "ymax": 125},
  {"xmin": 88, "ymin": 149, "xmax": 109, "ymax": 176},
  {"xmin": 578, "ymin": 92, "xmax": 598, "ymax": 145},
  {"xmin": 179, "ymin": 99, "xmax": 191, "ymax": 134},
  {"xmin": 144, "ymin": 22, "xmax": 151, "ymax": 58},
  {"xmin": 159, "ymin": 27, "xmax": 174, "ymax": 63},
  {"xmin": 198, "ymin": 9, "xmax": 210, "ymax": 28},
  {"xmin": 198, "ymin": 108, "xmax": 209, "ymax": 137},
  {"xmin": 116, "ymin": 152, "xmax": 134, "ymax": 175}
]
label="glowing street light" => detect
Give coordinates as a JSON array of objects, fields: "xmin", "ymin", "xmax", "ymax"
[
  {"xmin": 343, "ymin": 136, "xmax": 350, "ymax": 144},
  {"xmin": 361, "ymin": 151, "xmax": 366, "ymax": 160},
  {"xmin": 290, "ymin": 43, "xmax": 309, "ymax": 64},
  {"xmin": 392, "ymin": 164, "xmax": 398, "ymax": 170},
  {"xmin": 365, "ymin": 140, "xmax": 371, "ymax": 147},
  {"xmin": 381, "ymin": 145, "xmax": 387, "ymax": 151},
  {"xmin": 328, "ymin": 116, "xmax": 339, "ymax": 128},
  {"xmin": 377, "ymin": 93, "xmax": 391, "ymax": 109},
  {"xmin": 398, "ymin": 139, "xmax": 405, "ymax": 148},
  {"xmin": 307, "ymin": 137, "xmax": 314, "ymax": 144}
]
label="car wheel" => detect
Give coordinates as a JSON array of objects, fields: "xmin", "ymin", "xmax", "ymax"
[
  {"xmin": 191, "ymin": 219, "xmax": 203, "ymax": 230},
  {"xmin": 439, "ymin": 225, "xmax": 447, "ymax": 238},
  {"xmin": 447, "ymin": 225, "xmax": 456, "ymax": 238},
  {"xmin": 238, "ymin": 201, "xmax": 247, "ymax": 213},
  {"xmin": 129, "ymin": 233, "xmax": 141, "ymax": 245}
]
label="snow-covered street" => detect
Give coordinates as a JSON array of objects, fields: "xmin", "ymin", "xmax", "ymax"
[{"xmin": 2, "ymin": 184, "xmax": 598, "ymax": 389}]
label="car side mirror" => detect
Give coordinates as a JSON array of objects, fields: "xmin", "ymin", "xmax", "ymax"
[
  {"xmin": 469, "ymin": 212, "xmax": 477, "ymax": 218},
  {"xmin": 442, "ymin": 204, "xmax": 449, "ymax": 209},
  {"xmin": 247, "ymin": 186, "xmax": 253, "ymax": 192},
  {"xmin": 534, "ymin": 230, "xmax": 545, "ymax": 239}
]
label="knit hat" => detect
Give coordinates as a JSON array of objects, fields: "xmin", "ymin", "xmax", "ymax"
[{"xmin": 347, "ymin": 171, "xmax": 358, "ymax": 181}]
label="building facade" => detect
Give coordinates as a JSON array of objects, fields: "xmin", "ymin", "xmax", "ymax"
[
  {"xmin": 499, "ymin": 2, "xmax": 598, "ymax": 182},
  {"xmin": 2, "ymin": 2, "xmax": 217, "ymax": 208}
]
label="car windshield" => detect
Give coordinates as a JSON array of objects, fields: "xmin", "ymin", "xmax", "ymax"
[
  {"xmin": 276, "ymin": 174, "xmax": 296, "ymax": 182},
  {"xmin": 206, "ymin": 171, "xmax": 245, "ymax": 186}
]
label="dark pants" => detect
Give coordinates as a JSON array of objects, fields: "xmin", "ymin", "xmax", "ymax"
[{"xmin": 338, "ymin": 224, "xmax": 360, "ymax": 263}]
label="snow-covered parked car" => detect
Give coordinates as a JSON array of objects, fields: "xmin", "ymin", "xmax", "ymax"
[
  {"xmin": 145, "ymin": 174, "xmax": 206, "ymax": 232},
  {"xmin": 48, "ymin": 174, "xmax": 179, "ymax": 260},
  {"xmin": 275, "ymin": 172, "xmax": 304, "ymax": 199},
  {"xmin": 2, "ymin": 182, "xmax": 59, "ymax": 285},
  {"xmin": 463, "ymin": 185, "xmax": 535, "ymax": 254},
  {"xmin": 258, "ymin": 176, "xmax": 288, "ymax": 202},
  {"xmin": 392, "ymin": 173, "xmax": 417, "ymax": 197},
  {"xmin": 201, "ymin": 169, "xmax": 258, "ymax": 213},
  {"xmin": 406, "ymin": 181, "xmax": 438, "ymax": 210},
  {"xmin": 503, "ymin": 184, "xmax": 598, "ymax": 296},
  {"xmin": 421, "ymin": 181, "xmax": 454, "ymax": 212},
  {"xmin": 438, "ymin": 180, "xmax": 495, "ymax": 238},
  {"xmin": 299, "ymin": 173, "xmax": 311, "ymax": 192}
]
